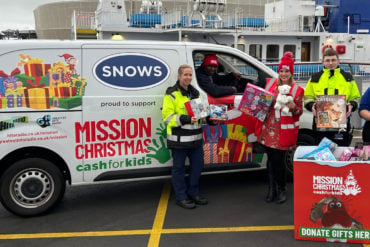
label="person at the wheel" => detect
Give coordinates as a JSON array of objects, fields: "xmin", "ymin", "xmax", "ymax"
[{"xmin": 196, "ymin": 54, "xmax": 241, "ymax": 97}]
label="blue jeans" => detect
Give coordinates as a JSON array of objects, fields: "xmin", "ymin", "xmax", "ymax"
[{"xmin": 171, "ymin": 146, "xmax": 204, "ymax": 201}]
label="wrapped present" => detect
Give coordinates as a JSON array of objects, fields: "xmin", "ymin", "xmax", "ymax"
[
  {"xmin": 24, "ymin": 62, "xmax": 51, "ymax": 77},
  {"xmin": 227, "ymin": 124, "xmax": 248, "ymax": 143},
  {"xmin": 23, "ymin": 88, "xmax": 50, "ymax": 109},
  {"xmin": 15, "ymin": 74, "xmax": 47, "ymax": 88},
  {"xmin": 71, "ymin": 77, "xmax": 87, "ymax": 96},
  {"xmin": 234, "ymin": 142, "xmax": 253, "ymax": 162},
  {"xmin": 50, "ymin": 61, "xmax": 69, "ymax": 73},
  {"xmin": 5, "ymin": 89, "xmax": 23, "ymax": 108},
  {"xmin": 64, "ymin": 71, "xmax": 73, "ymax": 83},
  {"xmin": 217, "ymin": 138, "xmax": 230, "ymax": 163},
  {"xmin": 53, "ymin": 86, "xmax": 77, "ymax": 98},
  {"xmin": 47, "ymin": 72, "xmax": 65, "ymax": 87},
  {"xmin": 50, "ymin": 97, "xmax": 59, "ymax": 107},
  {"xmin": 0, "ymin": 78, "xmax": 4, "ymax": 97},
  {"xmin": 0, "ymin": 97, "xmax": 7, "ymax": 109},
  {"xmin": 202, "ymin": 124, "xmax": 227, "ymax": 144},
  {"xmin": 6, "ymin": 94, "xmax": 14, "ymax": 108},
  {"xmin": 227, "ymin": 139, "xmax": 239, "ymax": 162},
  {"xmin": 19, "ymin": 55, "xmax": 51, "ymax": 77},
  {"xmin": 203, "ymin": 143, "xmax": 218, "ymax": 164},
  {"xmin": 57, "ymin": 96, "xmax": 82, "ymax": 109},
  {"xmin": 0, "ymin": 68, "xmax": 21, "ymax": 95}
]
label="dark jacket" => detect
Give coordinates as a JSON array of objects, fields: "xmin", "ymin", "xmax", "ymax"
[{"xmin": 196, "ymin": 67, "xmax": 236, "ymax": 97}]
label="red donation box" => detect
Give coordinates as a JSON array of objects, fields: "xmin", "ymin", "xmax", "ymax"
[{"xmin": 294, "ymin": 146, "xmax": 370, "ymax": 244}]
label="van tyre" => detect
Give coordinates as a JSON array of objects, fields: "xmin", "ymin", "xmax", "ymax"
[
  {"xmin": 0, "ymin": 158, "xmax": 65, "ymax": 217},
  {"xmin": 284, "ymin": 133, "xmax": 315, "ymax": 180}
]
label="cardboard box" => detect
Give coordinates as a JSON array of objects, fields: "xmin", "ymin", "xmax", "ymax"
[{"xmin": 294, "ymin": 146, "xmax": 370, "ymax": 244}]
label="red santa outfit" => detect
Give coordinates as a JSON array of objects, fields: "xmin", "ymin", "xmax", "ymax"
[
  {"xmin": 256, "ymin": 78, "xmax": 304, "ymax": 150},
  {"xmin": 255, "ymin": 51, "xmax": 304, "ymax": 204},
  {"xmin": 256, "ymin": 52, "xmax": 304, "ymax": 150}
]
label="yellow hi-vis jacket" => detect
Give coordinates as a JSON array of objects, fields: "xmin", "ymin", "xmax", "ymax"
[
  {"xmin": 304, "ymin": 68, "xmax": 361, "ymax": 111},
  {"xmin": 162, "ymin": 82, "xmax": 203, "ymax": 149}
]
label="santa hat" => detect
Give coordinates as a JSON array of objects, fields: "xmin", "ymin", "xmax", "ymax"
[
  {"xmin": 59, "ymin": 53, "xmax": 74, "ymax": 61},
  {"xmin": 278, "ymin": 51, "xmax": 294, "ymax": 74},
  {"xmin": 202, "ymin": 54, "xmax": 219, "ymax": 67}
]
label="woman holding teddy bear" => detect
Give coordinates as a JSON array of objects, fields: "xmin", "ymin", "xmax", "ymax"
[{"xmin": 255, "ymin": 52, "xmax": 304, "ymax": 204}]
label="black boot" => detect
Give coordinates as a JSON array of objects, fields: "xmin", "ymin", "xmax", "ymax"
[
  {"xmin": 265, "ymin": 166, "xmax": 276, "ymax": 203},
  {"xmin": 265, "ymin": 185, "xmax": 277, "ymax": 203},
  {"xmin": 276, "ymin": 188, "xmax": 287, "ymax": 204}
]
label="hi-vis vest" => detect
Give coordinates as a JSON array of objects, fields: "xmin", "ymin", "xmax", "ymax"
[
  {"xmin": 162, "ymin": 84, "xmax": 203, "ymax": 149},
  {"xmin": 257, "ymin": 78, "xmax": 303, "ymax": 147}
]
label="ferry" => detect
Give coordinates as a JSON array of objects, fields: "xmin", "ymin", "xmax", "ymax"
[{"xmin": 72, "ymin": 0, "xmax": 370, "ymax": 67}]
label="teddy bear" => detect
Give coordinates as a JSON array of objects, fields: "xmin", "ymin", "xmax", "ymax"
[{"xmin": 274, "ymin": 84, "xmax": 293, "ymax": 119}]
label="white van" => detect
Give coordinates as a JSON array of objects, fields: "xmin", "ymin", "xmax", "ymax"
[{"xmin": 0, "ymin": 40, "xmax": 314, "ymax": 216}]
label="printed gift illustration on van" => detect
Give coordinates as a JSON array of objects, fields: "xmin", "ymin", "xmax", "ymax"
[{"xmin": 0, "ymin": 53, "xmax": 87, "ymax": 110}]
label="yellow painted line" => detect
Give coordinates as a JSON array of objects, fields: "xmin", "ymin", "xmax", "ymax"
[
  {"xmin": 0, "ymin": 225, "xmax": 294, "ymax": 240},
  {"xmin": 162, "ymin": 225, "xmax": 294, "ymax": 234},
  {"xmin": 147, "ymin": 181, "xmax": 171, "ymax": 247},
  {"xmin": 0, "ymin": 229, "xmax": 150, "ymax": 240}
]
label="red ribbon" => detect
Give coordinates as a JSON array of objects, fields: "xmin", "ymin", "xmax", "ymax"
[
  {"xmin": 26, "ymin": 77, "xmax": 42, "ymax": 87},
  {"xmin": 0, "ymin": 68, "xmax": 21, "ymax": 77}
]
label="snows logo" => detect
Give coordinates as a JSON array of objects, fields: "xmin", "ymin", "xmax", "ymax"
[{"xmin": 93, "ymin": 53, "xmax": 170, "ymax": 90}]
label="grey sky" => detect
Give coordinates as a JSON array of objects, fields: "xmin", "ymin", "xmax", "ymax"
[{"xmin": 0, "ymin": 0, "xmax": 63, "ymax": 30}]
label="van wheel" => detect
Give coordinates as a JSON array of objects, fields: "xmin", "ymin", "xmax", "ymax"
[
  {"xmin": 0, "ymin": 158, "xmax": 65, "ymax": 216},
  {"xmin": 285, "ymin": 134, "xmax": 315, "ymax": 180}
]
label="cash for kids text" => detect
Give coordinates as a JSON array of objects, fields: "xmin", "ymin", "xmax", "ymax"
[{"xmin": 75, "ymin": 118, "xmax": 151, "ymax": 159}]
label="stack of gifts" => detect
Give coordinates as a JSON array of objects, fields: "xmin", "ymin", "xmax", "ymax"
[
  {"xmin": 0, "ymin": 54, "xmax": 87, "ymax": 110},
  {"xmin": 298, "ymin": 137, "xmax": 370, "ymax": 162},
  {"xmin": 238, "ymin": 83, "xmax": 274, "ymax": 122},
  {"xmin": 206, "ymin": 124, "xmax": 253, "ymax": 164}
]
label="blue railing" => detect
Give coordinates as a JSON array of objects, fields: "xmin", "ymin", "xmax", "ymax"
[{"xmin": 266, "ymin": 62, "xmax": 370, "ymax": 82}]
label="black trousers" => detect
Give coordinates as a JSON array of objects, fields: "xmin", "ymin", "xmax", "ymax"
[
  {"xmin": 363, "ymin": 121, "xmax": 370, "ymax": 143},
  {"xmin": 264, "ymin": 145, "xmax": 287, "ymax": 191}
]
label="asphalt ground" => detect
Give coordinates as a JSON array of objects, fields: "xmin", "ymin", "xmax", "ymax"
[{"xmin": 0, "ymin": 168, "xmax": 367, "ymax": 247}]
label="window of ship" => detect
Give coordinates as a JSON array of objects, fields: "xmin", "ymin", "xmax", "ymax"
[
  {"xmin": 266, "ymin": 44, "xmax": 279, "ymax": 62},
  {"xmin": 283, "ymin": 45, "xmax": 296, "ymax": 58},
  {"xmin": 192, "ymin": 51, "xmax": 270, "ymax": 94},
  {"xmin": 249, "ymin": 44, "xmax": 262, "ymax": 61}
]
